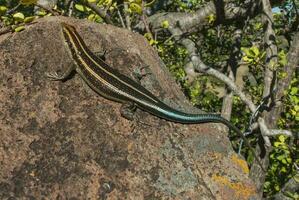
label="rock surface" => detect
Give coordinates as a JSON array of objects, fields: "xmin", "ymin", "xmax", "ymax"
[{"xmin": 0, "ymin": 17, "xmax": 258, "ymax": 199}]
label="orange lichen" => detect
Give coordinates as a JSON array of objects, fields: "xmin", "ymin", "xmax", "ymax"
[
  {"xmin": 231, "ymin": 154, "xmax": 250, "ymax": 174},
  {"xmin": 212, "ymin": 175, "xmax": 256, "ymax": 200}
]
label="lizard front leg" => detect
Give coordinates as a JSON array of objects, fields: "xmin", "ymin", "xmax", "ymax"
[{"xmin": 45, "ymin": 65, "xmax": 76, "ymax": 81}]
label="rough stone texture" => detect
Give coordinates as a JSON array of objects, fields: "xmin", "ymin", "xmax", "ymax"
[{"xmin": 0, "ymin": 17, "xmax": 258, "ymax": 199}]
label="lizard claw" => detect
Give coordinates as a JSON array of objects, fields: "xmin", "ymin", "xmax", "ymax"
[{"xmin": 45, "ymin": 71, "xmax": 63, "ymax": 81}]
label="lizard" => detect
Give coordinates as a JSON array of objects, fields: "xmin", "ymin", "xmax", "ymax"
[{"xmin": 46, "ymin": 22, "xmax": 264, "ymax": 171}]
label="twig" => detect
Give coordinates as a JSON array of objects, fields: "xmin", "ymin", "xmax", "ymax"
[
  {"xmin": 117, "ymin": 8, "xmax": 126, "ymax": 28},
  {"xmin": 141, "ymin": 0, "xmax": 153, "ymax": 39},
  {"xmin": 35, "ymin": 3, "xmax": 61, "ymax": 16},
  {"xmin": 6, "ymin": 3, "xmax": 21, "ymax": 15},
  {"xmin": 85, "ymin": 1, "xmax": 113, "ymax": 24},
  {"xmin": 68, "ymin": 0, "xmax": 74, "ymax": 16},
  {"xmin": 124, "ymin": 2, "xmax": 131, "ymax": 30}
]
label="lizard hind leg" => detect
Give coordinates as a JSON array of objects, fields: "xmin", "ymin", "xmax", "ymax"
[
  {"xmin": 120, "ymin": 102, "xmax": 137, "ymax": 121},
  {"xmin": 94, "ymin": 49, "xmax": 107, "ymax": 61}
]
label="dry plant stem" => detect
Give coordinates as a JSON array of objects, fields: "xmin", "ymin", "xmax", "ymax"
[
  {"xmin": 68, "ymin": 1, "xmax": 74, "ymax": 16},
  {"xmin": 124, "ymin": 2, "xmax": 131, "ymax": 30},
  {"xmin": 141, "ymin": 1, "xmax": 152, "ymax": 38},
  {"xmin": 117, "ymin": 9, "xmax": 126, "ymax": 28}
]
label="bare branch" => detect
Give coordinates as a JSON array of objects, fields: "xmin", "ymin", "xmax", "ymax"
[
  {"xmin": 221, "ymin": 28, "xmax": 242, "ymax": 120},
  {"xmin": 261, "ymin": 0, "xmax": 278, "ymax": 115},
  {"xmin": 264, "ymin": 129, "xmax": 293, "ymax": 137},
  {"xmin": 250, "ymin": 1, "xmax": 277, "ymax": 195},
  {"xmin": 135, "ymin": 1, "xmax": 262, "ymax": 33},
  {"xmin": 266, "ymin": 32, "xmax": 299, "ymax": 126}
]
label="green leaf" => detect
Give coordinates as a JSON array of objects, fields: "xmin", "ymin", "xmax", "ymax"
[
  {"xmin": 274, "ymin": 141, "xmax": 281, "ymax": 147},
  {"xmin": 24, "ymin": 16, "xmax": 35, "ymax": 23},
  {"xmin": 149, "ymin": 38, "xmax": 158, "ymax": 45},
  {"xmin": 0, "ymin": 6, "xmax": 8, "ymax": 15},
  {"xmin": 144, "ymin": 32, "xmax": 152, "ymax": 40},
  {"xmin": 161, "ymin": 20, "xmax": 169, "ymax": 28},
  {"xmin": 278, "ymin": 135, "xmax": 285, "ymax": 143},
  {"xmin": 36, "ymin": 9, "xmax": 47, "ymax": 16},
  {"xmin": 14, "ymin": 26, "xmax": 25, "ymax": 32},
  {"xmin": 207, "ymin": 14, "xmax": 216, "ymax": 24},
  {"xmin": 241, "ymin": 47, "xmax": 250, "ymax": 56},
  {"xmin": 87, "ymin": 14, "xmax": 103, "ymax": 22},
  {"xmin": 251, "ymin": 46, "xmax": 259, "ymax": 56},
  {"xmin": 280, "ymin": 166, "xmax": 287, "ymax": 172},
  {"xmin": 274, "ymin": 184, "xmax": 280, "ymax": 191},
  {"xmin": 13, "ymin": 12, "xmax": 25, "ymax": 22},
  {"xmin": 254, "ymin": 22, "xmax": 262, "ymax": 30},
  {"xmin": 279, "ymin": 72, "xmax": 287, "ymax": 78},
  {"xmin": 290, "ymin": 87, "xmax": 298, "ymax": 95},
  {"xmin": 20, "ymin": 0, "xmax": 37, "ymax": 5},
  {"xmin": 88, "ymin": 13, "xmax": 95, "ymax": 20},
  {"xmin": 278, "ymin": 50, "xmax": 287, "ymax": 66},
  {"xmin": 277, "ymin": 155, "xmax": 284, "ymax": 161},
  {"xmin": 75, "ymin": 4, "xmax": 90, "ymax": 12},
  {"xmin": 129, "ymin": 2, "xmax": 142, "ymax": 14},
  {"xmin": 243, "ymin": 56, "xmax": 253, "ymax": 63}
]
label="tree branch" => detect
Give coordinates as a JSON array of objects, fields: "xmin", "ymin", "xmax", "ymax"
[
  {"xmin": 135, "ymin": 0, "xmax": 262, "ymax": 33},
  {"xmin": 249, "ymin": 0, "xmax": 278, "ymax": 196},
  {"xmin": 84, "ymin": 1, "xmax": 113, "ymax": 25},
  {"xmin": 266, "ymin": 31, "xmax": 299, "ymax": 128}
]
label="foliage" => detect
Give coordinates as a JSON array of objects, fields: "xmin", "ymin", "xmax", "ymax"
[
  {"xmin": 265, "ymin": 74, "xmax": 299, "ymax": 198},
  {"xmin": 264, "ymin": 134, "xmax": 299, "ymax": 198},
  {"xmin": 0, "ymin": 0, "xmax": 298, "ymax": 198}
]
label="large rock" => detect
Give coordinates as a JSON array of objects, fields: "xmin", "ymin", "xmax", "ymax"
[{"xmin": 0, "ymin": 16, "xmax": 257, "ymax": 199}]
